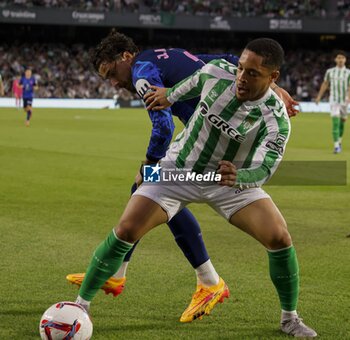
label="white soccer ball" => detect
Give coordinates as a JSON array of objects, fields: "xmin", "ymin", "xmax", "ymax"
[{"xmin": 39, "ymin": 301, "xmax": 93, "ymax": 339}]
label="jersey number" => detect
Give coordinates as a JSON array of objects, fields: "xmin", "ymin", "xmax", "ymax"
[{"xmin": 155, "ymin": 49, "xmax": 200, "ymax": 62}]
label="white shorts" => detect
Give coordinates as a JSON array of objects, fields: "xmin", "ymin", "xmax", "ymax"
[
  {"xmin": 330, "ymin": 104, "xmax": 348, "ymax": 118},
  {"xmin": 133, "ymin": 181, "xmax": 270, "ymax": 221}
]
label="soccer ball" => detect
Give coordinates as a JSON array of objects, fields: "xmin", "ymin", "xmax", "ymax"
[{"xmin": 39, "ymin": 301, "xmax": 93, "ymax": 339}]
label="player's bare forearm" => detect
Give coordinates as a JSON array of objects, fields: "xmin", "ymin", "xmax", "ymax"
[
  {"xmin": 316, "ymin": 81, "xmax": 328, "ymax": 104},
  {"xmin": 217, "ymin": 160, "xmax": 237, "ymax": 187},
  {"xmin": 272, "ymin": 84, "xmax": 299, "ymax": 118},
  {"xmin": 144, "ymin": 86, "xmax": 171, "ymax": 111}
]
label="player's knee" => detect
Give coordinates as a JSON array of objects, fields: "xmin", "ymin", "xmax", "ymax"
[
  {"xmin": 266, "ymin": 222, "xmax": 292, "ymax": 250},
  {"xmin": 114, "ymin": 220, "xmax": 139, "ymax": 243}
]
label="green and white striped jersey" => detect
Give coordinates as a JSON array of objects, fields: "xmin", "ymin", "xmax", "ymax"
[
  {"xmin": 164, "ymin": 59, "xmax": 291, "ymax": 188},
  {"xmin": 324, "ymin": 66, "xmax": 350, "ymax": 104}
]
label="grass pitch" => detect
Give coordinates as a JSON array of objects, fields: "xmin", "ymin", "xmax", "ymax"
[{"xmin": 0, "ymin": 108, "xmax": 349, "ymax": 339}]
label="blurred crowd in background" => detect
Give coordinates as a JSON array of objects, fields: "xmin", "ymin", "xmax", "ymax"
[
  {"xmin": 2, "ymin": 0, "xmax": 349, "ymax": 18},
  {"xmin": 1, "ymin": 0, "xmax": 348, "ymax": 102},
  {"xmin": 0, "ymin": 42, "xmax": 342, "ymax": 102}
]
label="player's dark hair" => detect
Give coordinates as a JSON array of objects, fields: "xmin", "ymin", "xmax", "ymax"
[
  {"xmin": 90, "ymin": 29, "xmax": 139, "ymax": 72},
  {"xmin": 245, "ymin": 38, "xmax": 284, "ymax": 69},
  {"xmin": 333, "ymin": 50, "xmax": 346, "ymax": 58}
]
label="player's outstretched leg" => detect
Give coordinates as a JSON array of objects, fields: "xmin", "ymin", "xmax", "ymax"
[
  {"xmin": 268, "ymin": 246, "xmax": 317, "ymax": 337},
  {"xmin": 67, "ymin": 191, "xmax": 229, "ymax": 320},
  {"xmin": 75, "ymin": 229, "xmax": 133, "ymax": 311},
  {"xmin": 67, "ymin": 183, "xmax": 141, "ymax": 296},
  {"xmin": 231, "ymin": 198, "xmax": 316, "ymax": 337},
  {"xmin": 75, "ymin": 195, "xmax": 167, "ymax": 311},
  {"xmin": 168, "ymin": 208, "xmax": 229, "ymax": 322}
]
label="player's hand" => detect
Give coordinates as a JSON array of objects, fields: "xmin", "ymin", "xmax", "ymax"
[
  {"xmin": 274, "ymin": 86, "xmax": 299, "ymax": 117},
  {"xmin": 135, "ymin": 171, "xmax": 143, "ymax": 187},
  {"xmin": 315, "ymin": 97, "xmax": 320, "ymax": 105},
  {"xmin": 217, "ymin": 160, "xmax": 237, "ymax": 187},
  {"xmin": 144, "ymin": 86, "xmax": 172, "ymax": 111}
]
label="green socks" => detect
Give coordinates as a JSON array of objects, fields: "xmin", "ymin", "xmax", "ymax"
[
  {"xmin": 339, "ymin": 119, "xmax": 345, "ymax": 139},
  {"xmin": 332, "ymin": 117, "xmax": 340, "ymax": 142},
  {"xmin": 79, "ymin": 230, "xmax": 133, "ymax": 301},
  {"xmin": 268, "ymin": 246, "xmax": 299, "ymax": 311}
]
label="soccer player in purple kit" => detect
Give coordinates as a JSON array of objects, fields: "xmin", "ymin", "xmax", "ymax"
[
  {"xmin": 67, "ymin": 31, "xmax": 298, "ymax": 322},
  {"xmin": 19, "ymin": 68, "xmax": 38, "ymax": 127}
]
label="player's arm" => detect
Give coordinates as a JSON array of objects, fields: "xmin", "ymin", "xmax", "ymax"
[
  {"xmin": 316, "ymin": 72, "xmax": 329, "ymax": 104},
  {"xmin": 145, "ymin": 62, "xmax": 215, "ymax": 110},
  {"xmin": 270, "ymin": 83, "xmax": 299, "ymax": 117},
  {"xmin": 132, "ymin": 61, "xmax": 175, "ymax": 181},
  {"xmin": 315, "ymin": 80, "xmax": 329, "ymax": 104},
  {"xmin": 34, "ymin": 79, "xmax": 39, "ymax": 91},
  {"xmin": 218, "ymin": 113, "xmax": 290, "ymax": 188}
]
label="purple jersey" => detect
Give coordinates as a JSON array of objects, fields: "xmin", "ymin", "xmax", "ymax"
[
  {"xmin": 131, "ymin": 48, "xmax": 238, "ymax": 162},
  {"xmin": 19, "ymin": 76, "xmax": 36, "ymax": 99}
]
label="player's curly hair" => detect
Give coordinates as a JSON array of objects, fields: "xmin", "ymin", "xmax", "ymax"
[
  {"xmin": 333, "ymin": 50, "xmax": 346, "ymax": 58},
  {"xmin": 245, "ymin": 38, "xmax": 284, "ymax": 69},
  {"xmin": 90, "ymin": 29, "xmax": 139, "ymax": 72}
]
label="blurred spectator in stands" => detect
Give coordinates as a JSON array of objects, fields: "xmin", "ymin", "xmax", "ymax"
[
  {"xmin": 0, "ymin": 72, "xmax": 4, "ymax": 96},
  {"xmin": 2, "ymin": 0, "xmax": 334, "ymax": 17},
  {"xmin": 0, "ymin": 42, "xmax": 347, "ymax": 101}
]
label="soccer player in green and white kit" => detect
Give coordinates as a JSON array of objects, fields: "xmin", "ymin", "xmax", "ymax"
[
  {"xmin": 316, "ymin": 50, "xmax": 350, "ymax": 153},
  {"xmin": 76, "ymin": 38, "xmax": 316, "ymax": 337}
]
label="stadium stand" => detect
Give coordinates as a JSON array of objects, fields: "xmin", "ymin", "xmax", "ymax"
[
  {"xmin": 0, "ymin": 0, "xmax": 348, "ymax": 101},
  {"xmin": 0, "ymin": 0, "xmax": 330, "ymax": 17},
  {"xmin": 1, "ymin": 41, "xmax": 346, "ymax": 101}
]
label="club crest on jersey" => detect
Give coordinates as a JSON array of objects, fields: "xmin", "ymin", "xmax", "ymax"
[
  {"xmin": 242, "ymin": 117, "xmax": 255, "ymax": 131},
  {"xmin": 135, "ymin": 79, "xmax": 152, "ymax": 99},
  {"xmin": 208, "ymin": 89, "xmax": 219, "ymax": 101},
  {"xmin": 199, "ymin": 101, "xmax": 245, "ymax": 143}
]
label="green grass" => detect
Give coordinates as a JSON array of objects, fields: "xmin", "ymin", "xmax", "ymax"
[{"xmin": 0, "ymin": 108, "xmax": 349, "ymax": 339}]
